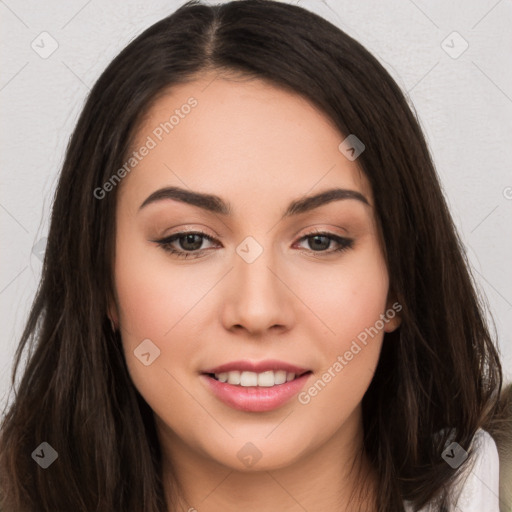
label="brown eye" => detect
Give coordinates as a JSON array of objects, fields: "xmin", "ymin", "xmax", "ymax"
[
  {"xmin": 296, "ymin": 232, "xmax": 353, "ymax": 254},
  {"xmin": 176, "ymin": 233, "xmax": 205, "ymax": 251},
  {"xmin": 152, "ymin": 231, "xmax": 218, "ymax": 259}
]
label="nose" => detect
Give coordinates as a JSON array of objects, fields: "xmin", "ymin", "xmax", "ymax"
[{"xmin": 220, "ymin": 242, "xmax": 295, "ymax": 337}]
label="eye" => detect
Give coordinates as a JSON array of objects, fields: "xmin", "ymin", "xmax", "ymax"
[
  {"xmin": 294, "ymin": 230, "xmax": 353, "ymax": 254},
  {"xmin": 152, "ymin": 230, "xmax": 218, "ymax": 259},
  {"xmin": 152, "ymin": 229, "xmax": 354, "ymax": 259}
]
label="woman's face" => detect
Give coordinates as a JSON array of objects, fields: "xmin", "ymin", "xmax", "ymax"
[{"xmin": 111, "ymin": 72, "xmax": 400, "ymax": 473}]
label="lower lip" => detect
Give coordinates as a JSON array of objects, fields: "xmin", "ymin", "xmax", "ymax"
[{"xmin": 201, "ymin": 372, "xmax": 312, "ymax": 412}]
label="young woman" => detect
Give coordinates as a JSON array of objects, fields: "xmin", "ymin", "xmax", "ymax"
[{"xmin": 0, "ymin": 1, "xmax": 507, "ymax": 511}]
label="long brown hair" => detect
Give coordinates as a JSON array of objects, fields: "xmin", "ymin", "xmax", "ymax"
[{"xmin": 0, "ymin": 1, "xmax": 503, "ymax": 510}]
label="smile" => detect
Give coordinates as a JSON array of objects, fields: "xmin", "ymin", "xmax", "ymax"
[
  {"xmin": 200, "ymin": 360, "xmax": 312, "ymax": 412},
  {"xmin": 209, "ymin": 369, "xmax": 310, "ymax": 387}
]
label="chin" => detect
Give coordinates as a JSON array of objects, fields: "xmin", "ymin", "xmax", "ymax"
[{"xmin": 203, "ymin": 434, "xmax": 312, "ymax": 472}]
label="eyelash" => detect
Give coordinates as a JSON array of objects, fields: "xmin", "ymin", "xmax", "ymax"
[{"xmin": 152, "ymin": 229, "xmax": 354, "ymax": 259}]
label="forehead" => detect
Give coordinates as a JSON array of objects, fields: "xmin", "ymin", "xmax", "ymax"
[{"xmin": 119, "ymin": 72, "xmax": 372, "ymax": 211}]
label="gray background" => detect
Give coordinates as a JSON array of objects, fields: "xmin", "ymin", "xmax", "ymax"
[{"xmin": 1, "ymin": 0, "xmax": 511, "ymax": 409}]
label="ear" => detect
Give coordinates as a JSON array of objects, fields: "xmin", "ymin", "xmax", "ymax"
[{"xmin": 383, "ymin": 298, "xmax": 402, "ymax": 333}]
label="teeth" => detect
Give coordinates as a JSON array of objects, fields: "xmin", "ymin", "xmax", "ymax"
[
  {"xmin": 213, "ymin": 370, "xmax": 297, "ymax": 387},
  {"xmin": 227, "ymin": 371, "xmax": 240, "ymax": 385},
  {"xmin": 258, "ymin": 371, "xmax": 274, "ymax": 387},
  {"xmin": 274, "ymin": 370, "xmax": 287, "ymax": 385},
  {"xmin": 240, "ymin": 371, "xmax": 258, "ymax": 386}
]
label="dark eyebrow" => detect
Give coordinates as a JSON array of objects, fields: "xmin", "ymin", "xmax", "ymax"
[{"xmin": 138, "ymin": 186, "xmax": 370, "ymax": 218}]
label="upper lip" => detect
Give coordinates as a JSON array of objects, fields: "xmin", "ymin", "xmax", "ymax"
[{"xmin": 202, "ymin": 359, "xmax": 310, "ymax": 375}]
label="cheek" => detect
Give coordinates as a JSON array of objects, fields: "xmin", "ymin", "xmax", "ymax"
[
  {"xmin": 113, "ymin": 238, "xmax": 210, "ymax": 343},
  {"xmin": 293, "ymin": 245, "xmax": 389, "ymax": 345},
  {"xmin": 293, "ymin": 246, "xmax": 388, "ymax": 409},
  {"xmin": 113, "ymin": 259, "xmax": 211, "ymax": 437},
  {"xmin": 112, "ymin": 236, "xmax": 206, "ymax": 400}
]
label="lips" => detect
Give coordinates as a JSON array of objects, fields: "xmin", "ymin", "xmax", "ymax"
[
  {"xmin": 200, "ymin": 359, "xmax": 312, "ymax": 412},
  {"xmin": 202, "ymin": 359, "xmax": 309, "ymax": 375}
]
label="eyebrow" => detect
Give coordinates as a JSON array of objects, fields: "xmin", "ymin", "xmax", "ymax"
[{"xmin": 138, "ymin": 186, "xmax": 370, "ymax": 218}]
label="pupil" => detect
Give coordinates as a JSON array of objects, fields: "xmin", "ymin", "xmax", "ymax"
[
  {"xmin": 182, "ymin": 234, "xmax": 202, "ymax": 251},
  {"xmin": 310, "ymin": 235, "xmax": 328, "ymax": 251}
]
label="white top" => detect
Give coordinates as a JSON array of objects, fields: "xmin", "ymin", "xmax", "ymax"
[{"xmin": 403, "ymin": 429, "xmax": 501, "ymax": 511}]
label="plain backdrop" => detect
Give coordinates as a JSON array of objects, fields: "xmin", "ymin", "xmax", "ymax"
[{"xmin": 1, "ymin": 0, "xmax": 511, "ymax": 409}]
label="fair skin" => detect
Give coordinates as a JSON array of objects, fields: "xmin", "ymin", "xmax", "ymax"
[{"xmin": 110, "ymin": 72, "xmax": 401, "ymax": 512}]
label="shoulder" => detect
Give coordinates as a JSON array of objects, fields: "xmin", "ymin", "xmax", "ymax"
[
  {"xmin": 403, "ymin": 429, "xmax": 501, "ymax": 512},
  {"xmin": 451, "ymin": 429, "xmax": 500, "ymax": 511}
]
